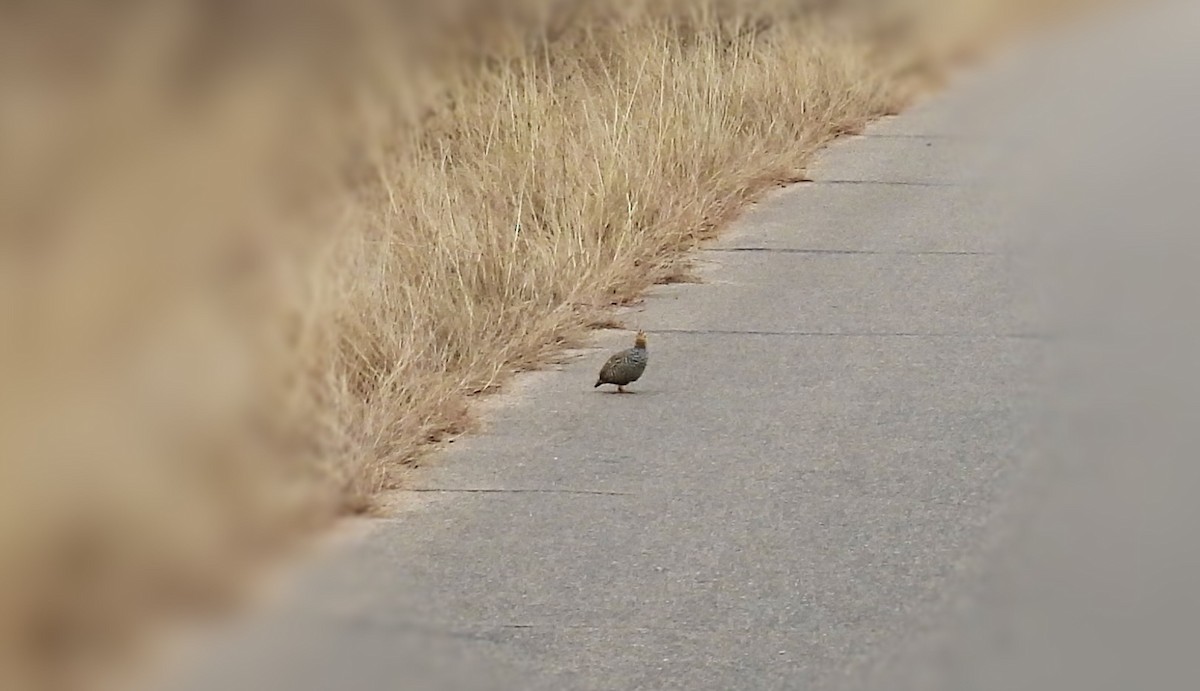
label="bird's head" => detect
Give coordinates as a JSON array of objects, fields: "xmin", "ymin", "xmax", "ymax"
[{"xmin": 634, "ymin": 330, "xmax": 647, "ymax": 348}]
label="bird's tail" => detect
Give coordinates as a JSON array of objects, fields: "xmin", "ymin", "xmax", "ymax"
[{"xmin": 594, "ymin": 380, "xmax": 602, "ymax": 388}]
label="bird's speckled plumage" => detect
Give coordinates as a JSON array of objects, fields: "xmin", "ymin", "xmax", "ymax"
[{"xmin": 595, "ymin": 331, "xmax": 648, "ymax": 393}]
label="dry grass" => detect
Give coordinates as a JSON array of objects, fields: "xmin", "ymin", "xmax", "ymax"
[
  {"xmin": 318, "ymin": 10, "xmax": 899, "ymax": 505},
  {"xmin": 0, "ymin": 0, "xmax": 1099, "ymax": 689}
]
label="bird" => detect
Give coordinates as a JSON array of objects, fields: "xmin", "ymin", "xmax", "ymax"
[{"xmin": 595, "ymin": 330, "xmax": 649, "ymax": 393}]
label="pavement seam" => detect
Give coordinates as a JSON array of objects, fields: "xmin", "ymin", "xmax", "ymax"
[
  {"xmin": 703, "ymin": 248, "xmax": 1003, "ymax": 256},
  {"xmin": 400, "ymin": 488, "xmax": 632, "ymax": 497},
  {"xmin": 852, "ymin": 133, "xmax": 964, "ymax": 140},
  {"xmin": 808, "ymin": 180, "xmax": 966, "ymax": 187},
  {"xmin": 651, "ymin": 329, "xmax": 1048, "ymax": 339}
]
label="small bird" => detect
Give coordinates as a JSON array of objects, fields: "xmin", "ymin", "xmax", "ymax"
[{"xmin": 595, "ymin": 330, "xmax": 649, "ymax": 393}]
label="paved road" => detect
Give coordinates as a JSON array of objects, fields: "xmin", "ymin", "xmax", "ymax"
[{"xmin": 165, "ymin": 2, "xmax": 1200, "ymax": 690}]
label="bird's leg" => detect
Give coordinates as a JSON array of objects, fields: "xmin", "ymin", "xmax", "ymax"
[{"xmin": 617, "ymin": 385, "xmax": 625, "ymax": 393}]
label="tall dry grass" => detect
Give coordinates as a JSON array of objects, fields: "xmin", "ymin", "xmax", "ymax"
[
  {"xmin": 317, "ymin": 12, "xmax": 899, "ymax": 505},
  {"xmin": 0, "ymin": 0, "xmax": 1095, "ymax": 688}
]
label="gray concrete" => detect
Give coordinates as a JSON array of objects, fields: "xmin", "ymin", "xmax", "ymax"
[{"xmin": 164, "ymin": 1, "xmax": 1200, "ymax": 690}]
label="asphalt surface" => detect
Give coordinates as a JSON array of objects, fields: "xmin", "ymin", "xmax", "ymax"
[{"xmin": 164, "ymin": 2, "xmax": 1200, "ymax": 690}]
